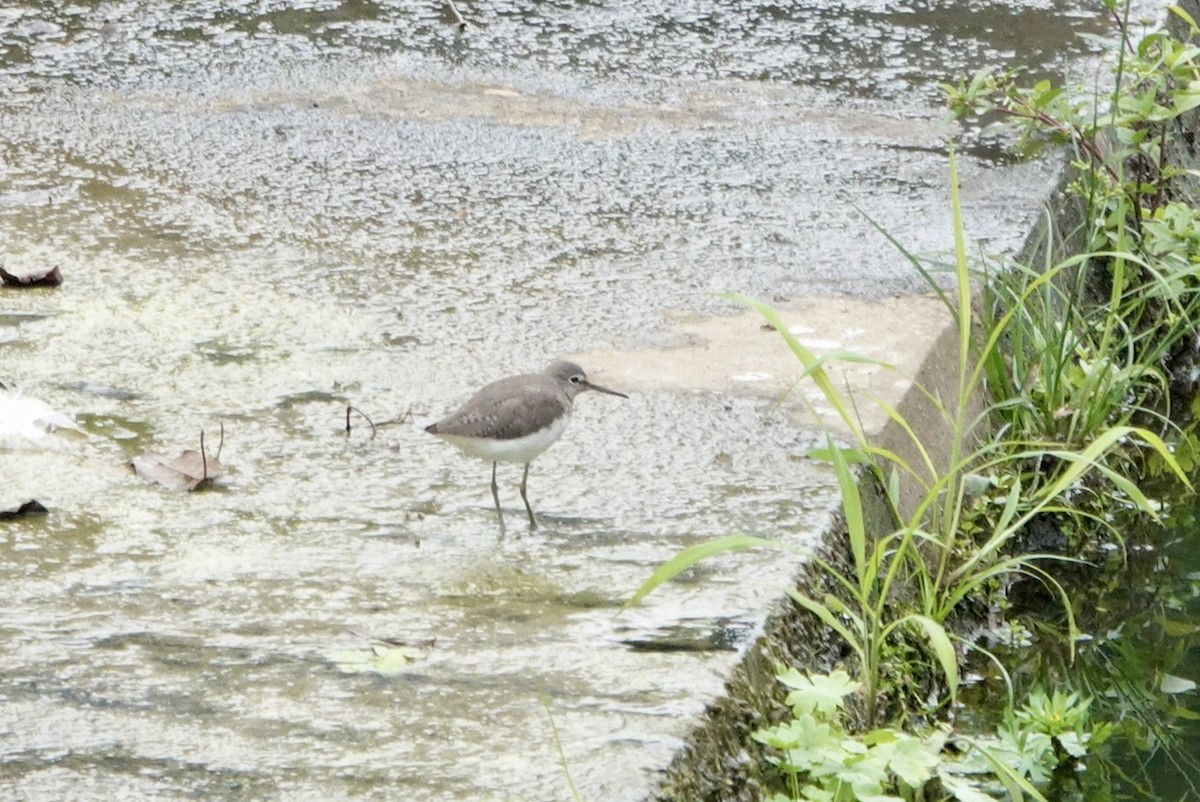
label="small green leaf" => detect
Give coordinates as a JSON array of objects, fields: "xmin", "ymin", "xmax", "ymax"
[
  {"xmin": 1056, "ymin": 731, "xmax": 1088, "ymax": 759},
  {"xmin": 798, "ymin": 786, "xmax": 833, "ymax": 802}
]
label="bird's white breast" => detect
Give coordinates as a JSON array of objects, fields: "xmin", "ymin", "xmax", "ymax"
[{"xmin": 433, "ymin": 412, "xmax": 569, "ymax": 464}]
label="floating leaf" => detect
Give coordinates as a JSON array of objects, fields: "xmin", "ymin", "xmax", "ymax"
[
  {"xmin": 0, "ymin": 264, "xmax": 62, "ymax": 287},
  {"xmin": 132, "ymin": 449, "xmax": 222, "ymax": 491},
  {"xmin": 131, "ymin": 428, "xmax": 224, "ymax": 491},
  {"xmin": 0, "ymin": 500, "xmax": 48, "ymax": 519},
  {"xmin": 329, "ymin": 641, "xmax": 427, "ymax": 677}
]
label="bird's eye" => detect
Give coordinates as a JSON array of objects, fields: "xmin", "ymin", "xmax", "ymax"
[{"xmin": 571, "ymin": 375, "xmax": 582, "ymax": 383}]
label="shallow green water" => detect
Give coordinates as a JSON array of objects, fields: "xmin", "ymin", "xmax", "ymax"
[{"xmin": 1076, "ymin": 505, "xmax": 1200, "ymax": 800}]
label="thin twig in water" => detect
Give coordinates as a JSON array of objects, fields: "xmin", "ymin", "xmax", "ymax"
[
  {"xmin": 379, "ymin": 406, "xmax": 415, "ymax": 427},
  {"xmin": 200, "ymin": 430, "xmax": 208, "ymax": 481},
  {"xmin": 346, "ymin": 405, "xmax": 379, "ymax": 439},
  {"xmin": 346, "ymin": 405, "xmax": 415, "ymax": 439}
]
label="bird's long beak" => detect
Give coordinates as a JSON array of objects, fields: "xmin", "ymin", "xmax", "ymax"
[{"xmin": 583, "ymin": 380, "xmax": 628, "ymax": 399}]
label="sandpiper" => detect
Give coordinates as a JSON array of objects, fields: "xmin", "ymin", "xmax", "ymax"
[{"xmin": 425, "ymin": 360, "xmax": 627, "ymax": 532}]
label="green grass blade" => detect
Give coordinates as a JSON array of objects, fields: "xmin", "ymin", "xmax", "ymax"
[
  {"xmin": 854, "ymin": 203, "xmax": 956, "ymax": 317},
  {"xmin": 828, "ymin": 437, "xmax": 868, "ymax": 591},
  {"xmin": 538, "ymin": 687, "xmax": 583, "ymax": 802},
  {"xmin": 1126, "ymin": 425, "xmax": 1193, "ymax": 486},
  {"xmin": 722, "ymin": 293, "xmax": 865, "ymax": 442},
  {"xmin": 787, "ymin": 588, "xmax": 866, "ymax": 661},
  {"xmin": 622, "ymin": 535, "xmax": 781, "ymax": 610},
  {"xmin": 891, "ymin": 614, "xmax": 959, "ymax": 705},
  {"xmin": 948, "ymin": 147, "xmax": 972, "ymax": 396},
  {"xmin": 993, "ymin": 475, "xmax": 1024, "ymax": 534}
]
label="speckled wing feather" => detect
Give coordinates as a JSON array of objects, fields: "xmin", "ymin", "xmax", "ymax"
[{"xmin": 426, "ymin": 375, "xmax": 570, "ymax": 440}]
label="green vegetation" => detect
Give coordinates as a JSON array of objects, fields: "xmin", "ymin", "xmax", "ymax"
[
  {"xmin": 751, "ymin": 668, "xmax": 948, "ymax": 802},
  {"xmin": 632, "ymin": 3, "xmax": 1200, "ymax": 800},
  {"xmin": 751, "ymin": 668, "xmax": 1112, "ymax": 802},
  {"xmin": 947, "ymin": 4, "xmax": 1200, "ymax": 447}
]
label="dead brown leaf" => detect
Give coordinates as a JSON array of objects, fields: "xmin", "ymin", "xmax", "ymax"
[{"xmin": 131, "ymin": 428, "xmax": 224, "ymax": 491}]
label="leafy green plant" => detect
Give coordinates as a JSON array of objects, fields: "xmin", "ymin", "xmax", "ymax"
[
  {"xmin": 947, "ymin": 4, "xmax": 1200, "ymax": 403},
  {"xmin": 1014, "ymin": 689, "xmax": 1115, "ymax": 760},
  {"xmin": 946, "ymin": 4, "xmax": 1200, "ymax": 222},
  {"xmin": 752, "ymin": 668, "xmax": 947, "ymax": 802},
  {"xmin": 752, "ymin": 671, "xmax": 1120, "ymax": 802},
  {"xmin": 938, "ymin": 689, "xmax": 1116, "ymax": 802}
]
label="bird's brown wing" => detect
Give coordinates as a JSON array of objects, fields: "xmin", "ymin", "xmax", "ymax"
[{"xmin": 427, "ymin": 376, "xmax": 568, "ymax": 440}]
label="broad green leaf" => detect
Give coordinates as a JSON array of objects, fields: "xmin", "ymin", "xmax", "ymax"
[
  {"xmin": 835, "ymin": 759, "xmax": 893, "ymax": 801},
  {"xmin": 886, "ymin": 734, "xmax": 940, "ymax": 788},
  {"xmin": 753, "ymin": 719, "xmax": 806, "ymax": 751},
  {"xmin": 782, "ymin": 669, "xmax": 861, "ymax": 717},
  {"xmin": 799, "ymin": 786, "xmax": 833, "ymax": 802}
]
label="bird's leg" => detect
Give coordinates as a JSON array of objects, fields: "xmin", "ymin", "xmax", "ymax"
[
  {"xmin": 520, "ymin": 462, "xmax": 537, "ymax": 529},
  {"xmin": 490, "ymin": 461, "xmax": 506, "ymax": 535}
]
